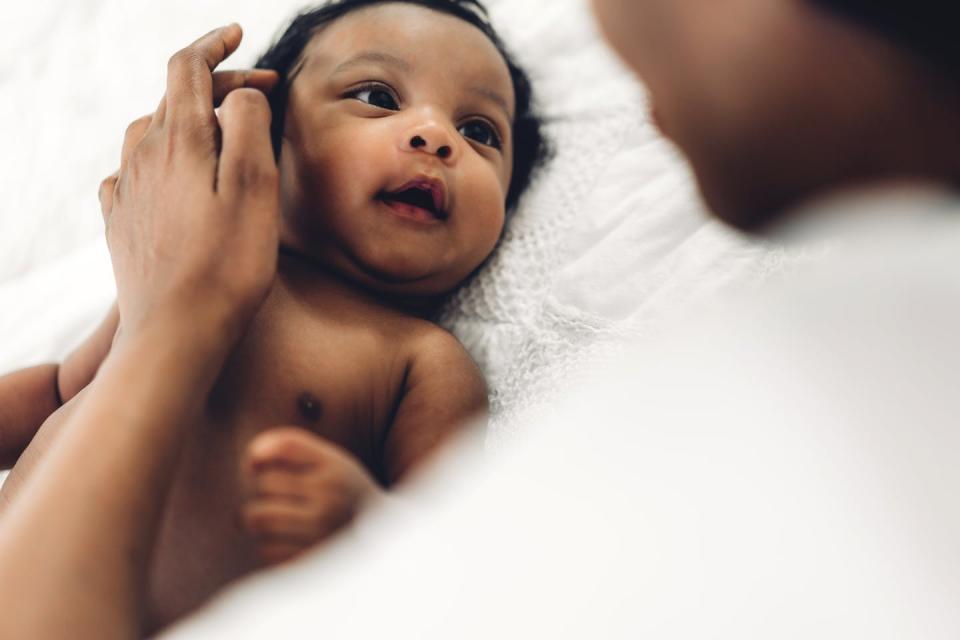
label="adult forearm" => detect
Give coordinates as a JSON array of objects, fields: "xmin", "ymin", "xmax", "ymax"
[
  {"xmin": 0, "ymin": 20, "xmax": 282, "ymax": 637},
  {"xmin": 0, "ymin": 316, "xmax": 235, "ymax": 639}
]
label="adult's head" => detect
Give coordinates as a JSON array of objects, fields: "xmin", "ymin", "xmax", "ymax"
[{"xmin": 591, "ymin": 0, "xmax": 960, "ymax": 230}]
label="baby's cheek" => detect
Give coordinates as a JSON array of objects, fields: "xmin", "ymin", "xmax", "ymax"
[
  {"xmin": 455, "ymin": 213, "xmax": 503, "ymax": 277},
  {"xmin": 478, "ymin": 179, "xmax": 508, "ymax": 241}
]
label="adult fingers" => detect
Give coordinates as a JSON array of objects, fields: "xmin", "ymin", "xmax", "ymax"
[
  {"xmin": 216, "ymin": 88, "xmax": 278, "ymax": 197},
  {"xmin": 149, "ymin": 68, "xmax": 277, "ymax": 129},
  {"xmin": 120, "ymin": 115, "xmax": 153, "ymax": 176},
  {"xmin": 163, "ymin": 23, "xmax": 243, "ymax": 123},
  {"xmin": 99, "ymin": 171, "xmax": 119, "ymax": 221},
  {"xmin": 212, "ymin": 69, "xmax": 279, "ymax": 107}
]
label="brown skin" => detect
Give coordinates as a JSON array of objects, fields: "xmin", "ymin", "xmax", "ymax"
[
  {"xmin": 278, "ymin": 3, "xmax": 514, "ymax": 295},
  {"xmin": 0, "ymin": 4, "xmax": 511, "ymax": 637},
  {"xmin": 0, "ymin": 25, "xmax": 277, "ymax": 639},
  {"xmin": 591, "ymin": 0, "xmax": 960, "ymax": 229}
]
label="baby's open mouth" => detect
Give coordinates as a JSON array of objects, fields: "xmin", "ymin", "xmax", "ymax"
[{"xmin": 378, "ymin": 181, "xmax": 448, "ymax": 222}]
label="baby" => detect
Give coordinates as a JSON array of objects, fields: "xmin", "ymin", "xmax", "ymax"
[{"xmin": 0, "ymin": 0, "xmax": 545, "ymax": 632}]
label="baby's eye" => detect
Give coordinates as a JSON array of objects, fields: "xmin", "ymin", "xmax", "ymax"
[
  {"xmin": 459, "ymin": 120, "xmax": 502, "ymax": 150},
  {"xmin": 347, "ymin": 85, "xmax": 400, "ymax": 111}
]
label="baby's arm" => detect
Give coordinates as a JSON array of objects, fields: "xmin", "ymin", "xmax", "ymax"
[
  {"xmin": 0, "ymin": 365, "xmax": 61, "ymax": 469},
  {"xmin": 382, "ymin": 329, "xmax": 488, "ymax": 485},
  {"xmin": 0, "ymin": 303, "xmax": 119, "ymax": 468}
]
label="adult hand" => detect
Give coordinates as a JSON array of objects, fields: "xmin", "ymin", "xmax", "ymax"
[
  {"xmin": 99, "ymin": 24, "xmax": 281, "ymax": 345},
  {"xmin": 99, "ymin": 64, "xmax": 280, "ymax": 197}
]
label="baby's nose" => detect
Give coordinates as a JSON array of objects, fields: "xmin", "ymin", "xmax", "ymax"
[
  {"xmin": 410, "ymin": 135, "xmax": 451, "ymax": 159},
  {"xmin": 401, "ymin": 123, "xmax": 458, "ymax": 163}
]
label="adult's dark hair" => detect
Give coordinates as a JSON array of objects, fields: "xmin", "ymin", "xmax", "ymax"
[
  {"xmin": 255, "ymin": 0, "xmax": 548, "ymax": 212},
  {"xmin": 809, "ymin": 1, "xmax": 960, "ymax": 84}
]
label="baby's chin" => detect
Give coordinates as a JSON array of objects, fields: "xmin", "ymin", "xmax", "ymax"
[
  {"xmin": 345, "ymin": 259, "xmax": 467, "ymax": 299},
  {"xmin": 278, "ymin": 239, "xmax": 467, "ymax": 301}
]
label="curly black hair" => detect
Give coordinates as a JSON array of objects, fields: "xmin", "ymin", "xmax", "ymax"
[{"xmin": 255, "ymin": 0, "xmax": 548, "ymax": 212}]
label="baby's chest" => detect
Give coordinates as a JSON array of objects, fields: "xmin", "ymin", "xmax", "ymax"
[{"xmin": 206, "ymin": 307, "xmax": 410, "ymax": 471}]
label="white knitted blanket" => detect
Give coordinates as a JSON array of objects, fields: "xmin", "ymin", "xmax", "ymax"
[{"xmin": 442, "ymin": 0, "xmax": 806, "ymax": 445}]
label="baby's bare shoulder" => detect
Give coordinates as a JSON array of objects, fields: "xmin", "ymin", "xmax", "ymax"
[
  {"xmin": 399, "ymin": 321, "xmax": 482, "ymax": 381},
  {"xmin": 380, "ymin": 321, "xmax": 488, "ymax": 483}
]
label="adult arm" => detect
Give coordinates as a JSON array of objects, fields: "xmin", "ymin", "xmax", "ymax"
[
  {"xmin": 0, "ymin": 57, "xmax": 277, "ymax": 470},
  {"xmin": 0, "ymin": 24, "xmax": 279, "ymax": 640}
]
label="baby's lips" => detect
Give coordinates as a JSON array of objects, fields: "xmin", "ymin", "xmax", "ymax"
[{"xmin": 392, "ymin": 176, "xmax": 449, "ymax": 215}]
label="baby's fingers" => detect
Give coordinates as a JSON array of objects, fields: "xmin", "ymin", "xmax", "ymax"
[
  {"xmin": 242, "ymin": 498, "xmax": 355, "ymax": 546},
  {"xmin": 250, "ymin": 468, "xmax": 311, "ymax": 501},
  {"xmin": 244, "ymin": 427, "xmax": 335, "ymax": 473},
  {"xmin": 243, "ymin": 501, "xmax": 318, "ymax": 541},
  {"xmin": 256, "ymin": 541, "xmax": 304, "ymax": 565}
]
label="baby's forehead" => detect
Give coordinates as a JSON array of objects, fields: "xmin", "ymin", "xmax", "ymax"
[{"xmin": 295, "ymin": 4, "xmax": 515, "ymax": 104}]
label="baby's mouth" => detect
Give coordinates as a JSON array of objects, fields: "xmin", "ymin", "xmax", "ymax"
[{"xmin": 377, "ymin": 181, "xmax": 448, "ymax": 222}]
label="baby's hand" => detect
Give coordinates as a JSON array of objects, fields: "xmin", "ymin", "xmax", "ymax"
[{"xmin": 240, "ymin": 427, "xmax": 382, "ymax": 566}]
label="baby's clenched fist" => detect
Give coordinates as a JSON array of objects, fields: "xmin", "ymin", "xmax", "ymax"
[{"xmin": 240, "ymin": 427, "xmax": 382, "ymax": 566}]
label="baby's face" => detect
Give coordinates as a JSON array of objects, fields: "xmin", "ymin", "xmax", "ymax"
[{"xmin": 277, "ymin": 3, "xmax": 515, "ymax": 296}]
